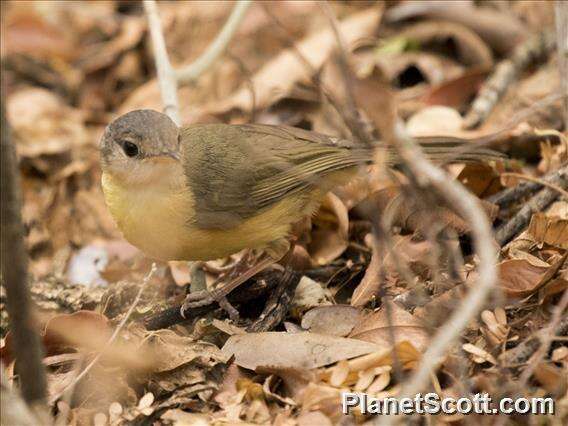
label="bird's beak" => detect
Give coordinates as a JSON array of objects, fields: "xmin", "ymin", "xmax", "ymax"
[
  {"xmin": 163, "ymin": 150, "xmax": 181, "ymax": 161},
  {"xmin": 149, "ymin": 151, "xmax": 181, "ymax": 162}
]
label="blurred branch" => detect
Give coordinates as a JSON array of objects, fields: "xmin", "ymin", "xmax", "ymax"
[
  {"xmin": 463, "ymin": 29, "xmax": 556, "ymax": 129},
  {"xmin": 143, "ymin": 0, "xmax": 180, "ymax": 125},
  {"xmin": 0, "ymin": 100, "xmax": 48, "ymax": 410},
  {"xmin": 556, "ymin": 0, "xmax": 568, "ymax": 128},
  {"xmin": 176, "ymin": 0, "xmax": 253, "ymax": 84},
  {"xmin": 143, "ymin": 0, "xmax": 252, "ymax": 124},
  {"xmin": 367, "ymin": 87, "xmax": 498, "ymax": 424}
]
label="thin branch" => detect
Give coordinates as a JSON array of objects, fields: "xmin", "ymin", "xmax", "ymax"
[
  {"xmin": 368, "ymin": 89, "xmax": 498, "ymax": 424},
  {"xmin": 0, "ymin": 99, "xmax": 48, "ymax": 408},
  {"xmin": 392, "ymin": 120, "xmax": 498, "ymax": 404},
  {"xmin": 176, "ymin": 0, "xmax": 253, "ymax": 84},
  {"xmin": 500, "ymin": 171, "xmax": 568, "ymax": 201},
  {"xmin": 556, "ymin": 0, "xmax": 568, "ymax": 128},
  {"xmin": 496, "ymin": 165, "xmax": 568, "ymax": 246},
  {"xmin": 51, "ymin": 263, "xmax": 157, "ymax": 404},
  {"xmin": 143, "ymin": 0, "xmax": 180, "ymax": 125}
]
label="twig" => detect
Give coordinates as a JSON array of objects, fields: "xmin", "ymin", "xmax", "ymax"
[
  {"xmin": 463, "ymin": 30, "xmax": 556, "ymax": 129},
  {"xmin": 556, "ymin": 0, "xmax": 568, "ymax": 128},
  {"xmin": 319, "ymin": 1, "xmax": 374, "ymax": 145},
  {"xmin": 143, "ymin": 0, "xmax": 251, "ymax": 124},
  {"xmin": 143, "ymin": 0, "xmax": 180, "ymax": 125},
  {"xmin": 500, "ymin": 171, "xmax": 568, "ymax": 201},
  {"xmin": 144, "ymin": 269, "xmax": 281, "ymax": 330},
  {"xmin": 370, "ymin": 91, "xmax": 498, "ymax": 425},
  {"xmin": 0, "ymin": 100, "xmax": 48, "ymax": 407},
  {"xmin": 176, "ymin": 0, "xmax": 252, "ymax": 84},
  {"xmin": 495, "ymin": 165, "xmax": 568, "ymax": 246},
  {"xmin": 51, "ymin": 263, "xmax": 157, "ymax": 404},
  {"xmin": 487, "ymin": 165, "xmax": 568, "ymax": 208}
]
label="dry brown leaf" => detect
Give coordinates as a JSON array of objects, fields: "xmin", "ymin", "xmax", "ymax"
[
  {"xmin": 348, "ymin": 304, "xmax": 429, "ymax": 352},
  {"xmin": 455, "ymin": 162, "xmax": 502, "ymax": 197},
  {"xmin": 385, "ymin": 1, "xmax": 525, "ymax": 54},
  {"xmin": 527, "ymin": 212, "xmax": 568, "ymax": 250},
  {"xmin": 498, "ymin": 259, "xmax": 550, "ymax": 298},
  {"xmin": 301, "ymin": 305, "xmax": 362, "ymax": 336},
  {"xmin": 148, "ymin": 330, "xmax": 228, "ymax": 373},
  {"xmin": 222, "ymin": 332, "xmax": 382, "ymax": 370},
  {"xmin": 396, "ymin": 20, "xmax": 493, "ymax": 67},
  {"xmin": 308, "ymin": 193, "xmax": 349, "ymax": 265},
  {"xmin": 422, "ymin": 67, "xmax": 489, "ymax": 109},
  {"xmin": 207, "ymin": 7, "xmax": 382, "ymax": 115}
]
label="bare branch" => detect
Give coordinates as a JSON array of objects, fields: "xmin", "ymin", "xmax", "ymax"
[
  {"xmin": 176, "ymin": 0, "xmax": 253, "ymax": 84},
  {"xmin": 392, "ymin": 120, "xmax": 498, "ymax": 403},
  {"xmin": 143, "ymin": 0, "xmax": 180, "ymax": 125},
  {"xmin": 0, "ymin": 100, "xmax": 48, "ymax": 408},
  {"xmin": 367, "ymin": 88, "xmax": 498, "ymax": 424},
  {"xmin": 556, "ymin": 0, "xmax": 568, "ymax": 128}
]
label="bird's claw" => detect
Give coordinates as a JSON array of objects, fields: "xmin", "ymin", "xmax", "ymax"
[{"xmin": 180, "ymin": 289, "xmax": 240, "ymax": 322}]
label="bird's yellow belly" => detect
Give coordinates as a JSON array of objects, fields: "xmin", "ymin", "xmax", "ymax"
[{"xmin": 101, "ymin": 172, "xmax": 311, "ymax": 261}]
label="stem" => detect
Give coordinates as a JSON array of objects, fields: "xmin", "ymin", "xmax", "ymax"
[{"xmin": 176, "ymin": 0, "xmax": 253, "ymax": 84}]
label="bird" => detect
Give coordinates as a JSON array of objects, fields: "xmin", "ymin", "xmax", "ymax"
[{"xmin": 100, "ymin": 109, "xmax": 503, "ymax": 313}]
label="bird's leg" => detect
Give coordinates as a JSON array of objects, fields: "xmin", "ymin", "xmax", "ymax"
[
  {"xmin": 247, "ymin": 241, "xmax": 301, "ymax": 332},
  {"xmin": 246, "ymin": 266, "xmax": 301, "ymax": 332},
  {"xmin": 180, "ymin": 255, "xmax": 277, "ymax": 317}
]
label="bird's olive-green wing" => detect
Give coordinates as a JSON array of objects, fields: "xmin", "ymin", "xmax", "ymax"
[{"xmin": 180, "ymin": 123, "xmax": 370, "ymax": 229}]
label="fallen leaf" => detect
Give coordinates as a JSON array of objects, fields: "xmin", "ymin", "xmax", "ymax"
[
  {"xmin": 527, "ymin": 212, "xmax": 568, "ymax": 249},
  {"xmin": 301, "ymin": 305, "xmax": 362, "ymax": 336},
  {"xmin": 351, "ymin": 243, "xmax": 381, "ymax": 307},
  {"xmin": 407, "ymin": 106, "xmax": 464, "ymax": 137},
  {"xmin": 422, "ymin": 67, "xmax": 489, "ymax": 109},
  {"xmin": 396, "ymin": 20, "xmax": 493, "ymax": 67},
  {"xmin": 385, "ymin": 1, "xmax": 525, "ymax": 54},
  {"xmin": 498, "ymin": 259, "xmax": 549, "ymax": 298},
  {"xmin": 308, "ymin": 193, "xmax": 349, "ymax": 265},
  {"xmin": 222, "ymin": 332, "xmax": 382, "ymax": 370},
  {"xmin": 207, "ymin": 7, "xmax": 382, "ymax": 115},
  {"xmin": 349, "ymin": 304, "xmax": 429, "ymax": 352}
]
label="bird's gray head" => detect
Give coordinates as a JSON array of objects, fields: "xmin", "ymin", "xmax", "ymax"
[{"xmin": 100, "ymin": 109, "xmax": 181, "ymax": 183}]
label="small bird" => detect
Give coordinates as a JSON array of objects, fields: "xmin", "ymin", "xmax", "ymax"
[{"xmin": 100, "ymin": 109, "xmax": 502, "ymax": 311}]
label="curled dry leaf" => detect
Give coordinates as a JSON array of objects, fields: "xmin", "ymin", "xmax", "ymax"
[
  {"xmin": 308, "ymin": 193, "xmax": 349, "ymax": 265},
  {"xmin": 351, "ymin": 242, "xmax": 381, "ymax": 308},
  {"xmin": 374, "ymin": 52, "xmax": 464, "ymax": 88},
  {"xmin": 290, "ymin": 276, "xmax": 332, "ymax": 317},
  {"xmin": 527, "ymin": 211, "xmax": 568, "ymax": 250},
  {"xmin": 222, "ymin": 332, "xmax": 382, "ymax": 370},
  {"xmin": 499, "ymin": 258, "xmax": 561, "ymax": 298},
  {"xmin": 480, "ymin": 308, "xmax": 509, "ymax": 347},
  {"xmin": 301, "ymin": 305, "xmax": 362, "ymax": 337},
  {"xmin": 396, "ymin": 20, "xmax": 493, "ymax": 67},
  {"xmin": 454, "ymin": 162, "xmax": 502, "ymax": 198},
  {"xmin": 422, "ymin": 67, "xmax": 489, "ymax": 109},
  {"xmin": 462, "ymin": 343, "xmax": 497, "ymax": 364},
  {"xmin": 349, "ymin": 304, "xmax": 429, "ymax": 352},
  {"xmin": 385, "ymin": 1, "xmax": 525, "ymax": 54}
]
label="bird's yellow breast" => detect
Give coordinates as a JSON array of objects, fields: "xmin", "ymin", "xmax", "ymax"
[{"xmin": 101, "ymin": 170, "xmax": 315, "ymax": 261}]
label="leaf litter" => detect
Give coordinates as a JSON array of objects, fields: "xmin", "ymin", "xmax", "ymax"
[{"xmin": 1, "ymin": 1, "xmax": 567, "ymax": 424}]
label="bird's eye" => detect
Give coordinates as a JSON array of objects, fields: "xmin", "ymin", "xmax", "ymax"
[{"xmin": 122, "ymin": 141, "xmax": 139, "ymax": 158}]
